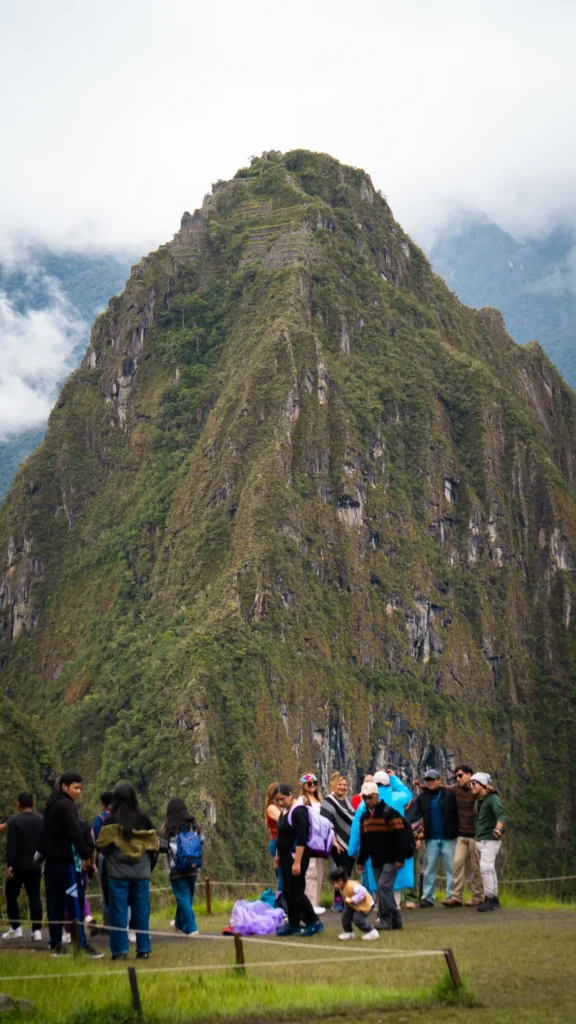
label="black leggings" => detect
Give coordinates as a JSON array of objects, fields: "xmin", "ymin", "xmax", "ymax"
[{"xmin": 278, "ymin": 850, "xmax": 318, "ymax": 928}]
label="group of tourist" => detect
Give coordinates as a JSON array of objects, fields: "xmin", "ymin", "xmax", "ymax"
[
  {"xmin": 0, "ymin": 761, "xmax": 505, "ymax": 954},
  {"xmin": 264, "ymin": 765, "xmax": 506, "ymax": 939},
  {"xmin": 1, "ymin": 774, "xmax": 203, "ymax": 958}
]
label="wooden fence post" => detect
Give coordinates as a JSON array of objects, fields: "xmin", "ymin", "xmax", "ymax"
[
  {"xmin": 233, "ymin": 932, "xmax": 246, "ymax": 974},
  {"xmin": 70, "ymin": 919, "xmax": 81, "ymax": 954},
  {"xmin": 128, "ymin": 965, "xmax": 143, "ymax": 1015},
  {"xmin": 443, "ymin": 948, "xmax": 462, "ymax": 990},
  {"xmin": 205, "ymin": 876, "xmax": 212, "ymax": 915}
]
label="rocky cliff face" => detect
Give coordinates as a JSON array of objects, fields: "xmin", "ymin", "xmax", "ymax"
[{"xmin": 1, "ymin": 151, "xmax": 575, "ymax": 873}]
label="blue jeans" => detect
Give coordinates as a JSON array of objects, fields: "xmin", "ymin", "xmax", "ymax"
[
  {"xmin": 108, "ymin": 877, "xmax": 150, "ymax": 955},
  {"xmin": 269, "ymin": 838, "xmax": 283, "ymax": 892},
  {"xmin": 423, "ymin": 838, "xmax": 456, "ymax": 903},
  {"xmin": 171, "ymin": 875, "xmax": 198, "ymax": 934}
]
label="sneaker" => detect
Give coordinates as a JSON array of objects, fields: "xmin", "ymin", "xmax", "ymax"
[
  {"xmin": 136, "ymin": 951, "xmax": 150, "ymax": 960},
  {"xmin": 61, "ymin": 931, "xmax": 72, "ymax": 945},
  {"xmin": 111, "ymin": 953, "xmax": 128, "ymax": 961},
  {"xmin": 362, "ymin": 928, "xmax": 380, "ymax": 941},
  {"xmin": 477, "ymin": 898, "xmax": 496, "ymax": 912},
  {"xmin": 128, "ymin": 931, "xmax": 137, "ymax": 943},
  {"xmin": 276, "ymin": 923, "xmax": 301, "ymax": 936},
  {"xmin": 185, "ymin": 931, "xmax": 201, "ymax": 938},
  {"xmin": 84, "ymin": 915, "xmax": 94, "ymax": 924},
  {"xmin": 419, "ymin": 899, "xmax": 434, "ymax": 908},
  {"xmin": 338, "ymin": 931, "xmax": 355, "ymax": 940},
  {"xmin": 301, "ymin": 921, "xmax": 324, "ymax": 937},
  {"xmin": 2, "ymin": 927, "xmax": 23, "ymax": 939},
  {"xmin": 32, "ymin": 930, "xmax": 42, "ymax": 941},
  {"xmin": 169, "ymin": 920, "xmax": 176, "ymax": 929},
  {"xmin": 50, "ymin": 944, "xmax": 68, "ymax": 957},
  {"xmin": 84, "ymin": 944, "xmax": 105, "ymax": 959},
  {"xmin": 442, "ymin": 897, "xmax": 463, "ymax": 907},
  {"xmin": 313, "ymin": 907, "xmax": 326, "ymax": 915}
]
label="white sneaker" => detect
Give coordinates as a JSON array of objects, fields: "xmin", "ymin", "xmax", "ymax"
[
  {"xmin": 362, "ymin": 928, "xmax": 380, "ymax": 941},
  {"xmin": 169, "ymin": 920, "xmax": 176, "ymax": 929},
  {"xmin": 32, "ymin": 930, "xmax": 42, "ymax": 941},
  {"xmin": 84, "ymin": 915, "xmax": 93, "ymax": 924},
  {"xmin": 61, "ymin": 931, "xmax": 72, "ymax": 945},
  {"xmin": 2, "ymin": 927, "xmax": 23, "ymax": 939},
  {"xmin": 128, "ymin": 931, "xmax": 137, "ymax": 943},
  {"xmin": 186, "ymin": 930, "xmax": 201, "ymax": 938},
  {"xmin": 314, "ymin": 907, "xmax": 326, "ymax": 915},
  {"xmin": 338, "ymin": 931, "xmax": 355, "ymax": 940}
]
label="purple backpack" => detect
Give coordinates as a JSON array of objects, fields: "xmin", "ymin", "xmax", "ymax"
[{"xmin": 288, "ymin": 805, "xmax": 334, "ymax": 858}]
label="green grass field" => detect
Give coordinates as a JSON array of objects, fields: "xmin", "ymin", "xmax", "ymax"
[{"xmin": 0, "ymin": 896, "xmax": 574, "ymax": 1024}]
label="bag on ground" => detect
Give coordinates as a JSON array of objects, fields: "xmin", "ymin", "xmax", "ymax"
[{"xmin": 230, "ymin": 899, "xmax": 285, "ymax": 935}]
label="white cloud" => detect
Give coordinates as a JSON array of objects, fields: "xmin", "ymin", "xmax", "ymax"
[{"xmin": 0, "ymin": 280, "xmax": 85, "ymax": 439}]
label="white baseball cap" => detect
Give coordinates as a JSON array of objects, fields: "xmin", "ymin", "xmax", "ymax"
[
  {"xmin": 373, "ymin": 771, "xmax": 390, "ymax": 787},
  {"xmin": 360, "ymin": 781, "xmax": 379, "ymax": 797}
]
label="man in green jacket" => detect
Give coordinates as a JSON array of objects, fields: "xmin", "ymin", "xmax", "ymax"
[{"xmin": 470, "ymin": 773, "xmax": 506, "ymax": 913}]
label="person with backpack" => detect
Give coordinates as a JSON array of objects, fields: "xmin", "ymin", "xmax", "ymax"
[
  {"xmin": 97, "ymin": 783, "xmax": 159, "ymax": 960},
  {"xmin": 470, "ymin": 773, "xmax": 506, "ymax": 912},
  {"xmin": 356, "ymin": 781, "xmax": 406, "ymax": 931},
  {"xmin": 348, "ymin": 770, "xmax": 414, "ymax": 908},
  {"xmin": 274, "ymin": 783, "xmax": 324, "ymax": 937},
  {"xmin": 159, "ymin": 798, "xmax": 203, "ymax": 937},
  {"xmin": 295, "ymin": 773, "xmax": 325, "ymax": 914},
  {"xmin": 2, "ymin": 793, "xmax": 44, "ymax": 941}
]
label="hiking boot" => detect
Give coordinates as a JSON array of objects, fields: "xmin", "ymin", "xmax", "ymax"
[
  {"xmin": 442, "ymin": 897, "xmax": 463, "ymax": 907},
  {"xmin": 419, "ymin": 899, "xmax": 434, "ymax": 908},
  {"xmin": 362, "ymin": 928, "xmax": 380, "ymax": 941},
  {"xmin": 392, "ymin": 917, "xmax": 403, "ymax": 930},
  {"xmin": 136, "ymin": 951, "xmax": 150, "ymax": 960},
  {"xmin": 276, "ymin": 923, "xmax": 301, "ymax": 936},
  {"xmin": 111, "ymin": 953, "xmax": 128, "ymax": 961},
  {"xmin": 50, "ymin": 944, "xmax": 68, "ymax": 957},
  {"xmin": 2, "ymin": 927, "xmax": 23, "ymax": 940},
  {"xmin": 477, "ymin": 897, "xmax": 496, "ymax": 912},
  {"xmin": 84, "ymin": 944, "xmax": 105, "ymax": 958},
  {"xmin": 465, "ymin": 897, "xmax": 482, "ymax": 906},
  {"xmin": 300, "ymin": 921, "xmax": 324, "ymax": 937},
  {"xmin": 492, "ymin": 896, "xmax": 501, "ymax": 909}
]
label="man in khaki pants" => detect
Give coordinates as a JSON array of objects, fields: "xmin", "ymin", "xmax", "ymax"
[{"xmin": 442, "ymin": 765, "xmax": 483, "ymax": 907}]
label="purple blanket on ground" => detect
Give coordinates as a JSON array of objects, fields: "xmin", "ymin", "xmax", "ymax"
[{"xmin": 230, "ymin": 899, "xmax": 285, "ymax": 935}]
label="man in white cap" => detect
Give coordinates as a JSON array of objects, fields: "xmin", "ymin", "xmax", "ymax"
[
  {"xmin": 356, "ymin": 782, "xmax": 406, "ymax": 930},
  {"xmin": 470, "ymin": 773, "xmax": 506, "ymax": 912}
]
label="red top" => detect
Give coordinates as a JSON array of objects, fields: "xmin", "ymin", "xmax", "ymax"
[
  {"xmin": 351, "ymin": 794, "xmax": 363, "ymax": 810},
  {"xmin": 265, "ymin": 810, "xmax": 278, "ymax": 839}
]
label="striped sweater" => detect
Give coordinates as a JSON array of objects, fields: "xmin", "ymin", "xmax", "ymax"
[
  {"xmin": 320, "ymin": 794, "xmax": 354, "ymax": 851},
  {"xmin": 357, "ymin": 801, "xmax": 405, "ymax": 868}
]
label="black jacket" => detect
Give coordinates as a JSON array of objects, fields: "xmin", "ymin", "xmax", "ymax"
[
  {"xmin": 276, "ymin": 805, "xmax": 309, "ymax": 855},
  {"xmin": 39, "ymin": 789, "xmax": 89, "ymax": 863},
  {"xmin": 406, "ymin": 787, "xmax": 458, "ymax": 840},
  {"xmin": 357, "ymin": 801, "xmax": 406, "ymax": 869},
  {"xmin": 6, "ymin": 811, "xmax": 44, "ymax": 871}
]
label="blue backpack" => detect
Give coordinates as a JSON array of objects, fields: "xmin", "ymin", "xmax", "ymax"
[{"xmin": 174, "ymin": 828, "xmax": 203, "ymax": 871}]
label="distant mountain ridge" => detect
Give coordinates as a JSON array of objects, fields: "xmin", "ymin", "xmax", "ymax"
[
  {"xmin": 431, "ymin": 217, "xmax": 576, "ymax": 387},
  {"xmin": 0, "ymin": 248, "xmax": 132, "ymax": 499}
]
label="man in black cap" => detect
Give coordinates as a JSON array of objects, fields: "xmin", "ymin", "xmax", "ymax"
[{"xmin": 406, "ymin": 769, "xmax": 458, "ymax": 907}]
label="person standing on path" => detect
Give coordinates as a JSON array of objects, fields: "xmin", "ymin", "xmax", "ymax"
[
  {"xmin": 296, "ymin": 773, "xmax": 325, "ymax": 914},
  {"xmin": 2, "ymin": 793, "xmax": 44, "ymax": 941},
  {"xmin": 470, "ymin": 773, "xmax": 506, "ymax": 912},
  {"xmin": 406, "ymin": 769, "xmax": 458, "ymax": 907},
  {"xmin": 264, "ymin": 782, "xmax": 283, "ymax": 896},
  {"xmin": 443, "ymin": 765, "xmax": 484, "ymax": 907},
  {"xmin": 356, "ymin": 781, "xmax": 405, "ymax": 931},
  {"xmin": 40, "ymin": 771, "xmax": 102, "ymax": 958},
  {"xmin": 321, "ymin": 772, "xmax": 355, "ymax": 910},
  {"xmin": 97, "ymin": 783, "xmax": 159, "ymax": 960},
  {"xmin": 274, "ymin": 783, "xmax": 322, "ymax": 937},
  {"xmin": 159, "ymin": 797, "xmax": 203, "ymax": 937}
]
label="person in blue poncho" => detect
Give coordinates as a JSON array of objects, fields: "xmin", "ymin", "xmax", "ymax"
[{"xmin": 348, "ymin": 770, "xmax": 414, "ymax": 906}]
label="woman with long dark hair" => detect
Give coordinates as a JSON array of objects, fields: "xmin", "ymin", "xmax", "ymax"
[
  {"xmin": 274, "ymin": 783, "xmax": 322, "ymax": 937},
  {"xmin": 264, "ymin": 782, "xmax": 282, "ymax": 893},
  {"xmin": 159, "ymin": 797, "xmax": 203, "ymax": 936},
  {"xmin": 96, "ymin": 783, "xmax": 159, "ymax": 960}
]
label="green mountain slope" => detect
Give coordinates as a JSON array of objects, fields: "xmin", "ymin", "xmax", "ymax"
[
  {"xmin": 431, "ymin": 218, "xmax": 576, "ymax": 387},
  {"xmin": 2, "ymin": 151, "xmax": 576, "ymax": 875}
]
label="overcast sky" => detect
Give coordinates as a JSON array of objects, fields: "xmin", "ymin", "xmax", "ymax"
[{"xmin": 2, "ymin": 0, "xmax": 576, "ymax": 255}]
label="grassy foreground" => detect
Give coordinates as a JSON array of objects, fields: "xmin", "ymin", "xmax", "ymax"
[{"xmin": 0, "ymin": 903, "xmax": 575, "ymax": 1023}]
